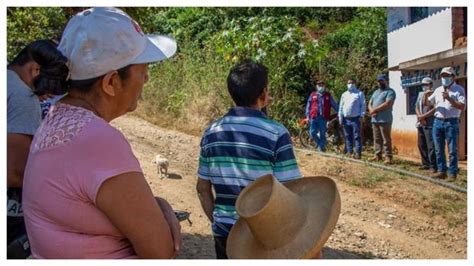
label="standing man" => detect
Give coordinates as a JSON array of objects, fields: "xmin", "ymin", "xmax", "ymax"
[
  {"xmin": 305, "ymin": 80, "xmax": 338, "ymax": 152},
  {"xmin": 338, "ymin": 78, "xmax": 366, "ymax": 159},
  {"xmin": 368, "ymin": 74, "xmax": 396, "ymax": 164},
  {"xmin": 426, "ymin": 67, "xmax": 466, "ymax": 181},
  {"xmin": 415, "ymin": 77, "xmax": 437, "ymax": 173}
]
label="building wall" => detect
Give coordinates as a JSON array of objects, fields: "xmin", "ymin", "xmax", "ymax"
[
  {"xmin": 387, "ymin": 7, "xmax": 453, "ymax": 68},
  {"xmin": 387, "ymin": 7, "xmax": 447, "ymax": 32}
]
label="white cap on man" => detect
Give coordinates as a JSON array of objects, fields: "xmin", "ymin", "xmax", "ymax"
[
  {"xmin": 440, "ymin": 66, "xmax": 455, "ymax": 76},
  {"xmin": 58, "ymin": 7, "xmax": 177, "ymax": 80},
  {"xmin": 421, "ymin": 77, "xmax": 433, "ymax": 84}
]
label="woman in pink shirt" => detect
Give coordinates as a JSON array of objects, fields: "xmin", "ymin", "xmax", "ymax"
[{"xmin": 22, "ymin": 7, "xmax": 180, "ymax": 259}]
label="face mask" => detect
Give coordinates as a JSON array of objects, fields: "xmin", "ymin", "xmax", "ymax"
[
  {"xmin": 317, "ymin": 86, "xmax": 325, "ymax": 93},
  {"xmin": 441, "ymin": 77, "xmax": 453, "ymax": 87},
  {"xmin": 422, "ymin": 85, "xmax": 431, "ymax": 91},
  {"xmin": 347, "ymin": 84, "xmax": 355, "ymax": 90}
]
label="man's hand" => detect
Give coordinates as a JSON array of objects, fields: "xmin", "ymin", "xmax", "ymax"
[{"xmin": 442, "ymin": 91, "xmax": 450, "ymax": 101}]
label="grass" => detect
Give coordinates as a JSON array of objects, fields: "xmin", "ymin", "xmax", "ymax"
[{"xmin": 348, "ymin": 170, "xmax": 390, "ymax": 188}]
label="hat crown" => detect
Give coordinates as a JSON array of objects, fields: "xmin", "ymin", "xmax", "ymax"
[
  {"xmin": 441, "ymin": 66, "xmax": 455, "ymax": 76},
  {"xmin": 58, "ymin": 7, "xmax": 147, "ymax": 80},
  {"xmin": 236, "ymin": 175, "xmax": 308, "ymax": 249}
]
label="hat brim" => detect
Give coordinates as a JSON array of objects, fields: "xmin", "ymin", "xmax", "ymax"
[
  {"xmin": 131, "ymin": 35, "xmax": 177, "ymax": 64},
  {"xmin": 227, "ymin": 176, "xmax": 341, "ymax": 259}
]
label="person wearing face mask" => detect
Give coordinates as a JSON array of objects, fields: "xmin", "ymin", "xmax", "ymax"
[
  {"xmin": 338, "ymin": 78, "xmax": 366, "ymax": 159},
  {"xmin": 368, "ymin": 74, "xmax": 396, "ymax": 164},
  {"xmin": 415, "ymin": 77, "xmax": 437, "ymax": 173},
  {"xmin": 425, "ymin": 67, "xmax": 466, "ymax": 182},
  {"xmin": 305, "ymin": 80, "xmax": 339, "ymax": 152}
]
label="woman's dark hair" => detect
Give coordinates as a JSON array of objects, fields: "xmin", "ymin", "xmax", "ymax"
[
  {"xmin": 68, "ymin": 65, "xmax": 132, "ymax": 93},
  {"xmin": 9, "ymin": 40, "xmax": 69, "ymax": 96},
  {"xmin": 227, "ymin": 59, "xmax": 268, "ymax": 107}
]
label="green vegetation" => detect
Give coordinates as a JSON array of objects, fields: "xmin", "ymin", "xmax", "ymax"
[
  {"xmin": 348, "ymin": 170, "xmax": 391, "ymax": 188},
  {"xmin": 7, "ymin": 7, "xmax": 387, "ymax": 134}
]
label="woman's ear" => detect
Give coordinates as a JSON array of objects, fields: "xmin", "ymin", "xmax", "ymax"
[{"xmin": 101, "ymin": 71, "xmax": 120, "ymax": 97}]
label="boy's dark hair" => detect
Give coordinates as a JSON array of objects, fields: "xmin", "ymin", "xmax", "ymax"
[{"xmin": 227, "ymin": 59, "xmax": 268, "ymax": 107}]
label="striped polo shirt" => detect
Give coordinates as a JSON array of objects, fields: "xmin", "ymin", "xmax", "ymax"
[{"xmin": 197, "ymin": 106, "xmax": 302, "ymax": 237}]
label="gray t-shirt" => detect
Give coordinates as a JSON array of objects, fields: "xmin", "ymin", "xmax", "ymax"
[
  {"xmin": 7, "ymin": 69, "xmax": 42, "ymax": 219},
  {"xmin": 370, "ymin": 87, "xmax": 396, "ymax": 124},
  {"xmin": 7, "ymin": 69, "xmax": 42, "ymax": 135}
]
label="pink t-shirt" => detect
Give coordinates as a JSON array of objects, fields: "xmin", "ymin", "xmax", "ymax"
[{"xmin": 23, "ymin": 103, "xmax": 142, "ymax": 259}]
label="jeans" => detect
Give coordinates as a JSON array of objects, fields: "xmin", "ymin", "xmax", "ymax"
[
  {"xmin": 417, "ymin": 126, "xmax": 436, "ymax": 170},
  {"xmin": 309, "ymin": 116, "xmax": 327, "ymax": 151},
  {"xmin": 372, "ymin": 123, "xmax": 392, "ymax": 159},
  {"xmin": 342, "ymin": 117, "xmax": 362, "ymax": 155},
  {"xmin": 432, "ymin": 118, "xmax": 459, "ymax": 175},
  {"xmin": 214, "ymin": 236, "xmax": 228, "ymax": 259}
]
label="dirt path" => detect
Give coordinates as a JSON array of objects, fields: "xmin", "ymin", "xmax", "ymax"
[{"xmin": 111, "ymin": 114, "xmax": 467, "ymax": 259}]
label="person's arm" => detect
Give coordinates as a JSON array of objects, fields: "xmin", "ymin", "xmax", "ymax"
[
  {"xmin": 419, "ymin": 107, "xmax": 436, "ymax": 120},
  {"xmin": 7, "ymin": 133, "xmax": 33, "ymax": 187},
  {"xmin": 196, "ymin": 179, "xmax": 214, "ymax": 222},
  {"xmin": 444, "ymin": 92, "xmax": 466, "ymax": 111},
  {"xmin": 368, "ymin": 98, "xmax": 375, "ymax": 116},
  {"xmin": 96, "ymin": 172, "xmax": 180, "ymax": 259},
  {"xmin": 372, "ymin": 99, "xmax": 394, "ymax": 113},
  {"xmin": 273, "ymin": 131, "xmax": 302, "ymax": 182},
  {"xmin": 359, "ymin": 92, "xmax": 366, "ymax": 117},
  {"xmin": 338, "ymin": 94, "xmax": 344, "ymax": 122},
  {"xmin": 305, "ymin": 94, "xmax": 311, "ymax": 119}
]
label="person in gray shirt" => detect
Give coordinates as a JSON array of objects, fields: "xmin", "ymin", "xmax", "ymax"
[
  {"xmin": 368, "ymin": 74, "xmax": 396, "ymax": 164},
  {"xmin": 7, "ymin": 40, "xmax": 68, "ymax": 254}
]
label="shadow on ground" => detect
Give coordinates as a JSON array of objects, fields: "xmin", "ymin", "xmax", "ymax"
[
  {"xmin": 166, "ymin": 173, "xmax": 183, "ymax": 180},
  {"xmin": 322, "ymin": 247, "xmax": 382, "ymax": 259},
  {"xmin": 177, "ymin": 233, "xmax": 381, "ymax": 259},
  {"xmin": 177, "ymin": 233, "xmax": 215, "ymax": 259}
]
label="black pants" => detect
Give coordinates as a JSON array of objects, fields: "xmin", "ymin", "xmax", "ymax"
[
  {"xmin": 417, "ymin": 126, "xmax": 437, "ymax": 170},
  {"xmin": 214, "ymin": 236, "xmax": 228, "ymax": 259}
]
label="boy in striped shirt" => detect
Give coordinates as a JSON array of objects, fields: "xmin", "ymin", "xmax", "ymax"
[{"xmin": 196, "ymin": 59, "xmax": 302, "ymax": 259}]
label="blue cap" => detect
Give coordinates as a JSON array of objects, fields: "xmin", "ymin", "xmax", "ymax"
[{"xmin": 376, "ymin": 74, "xmax": 387, "ymax": 81}]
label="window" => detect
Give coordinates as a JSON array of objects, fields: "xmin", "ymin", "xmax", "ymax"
[
  {"xmin": 407, "ymin": 85, "xmax": 422, "ymax": 115},
  {"xmin": 410, "ymin": 7, "xmax": 429, "ymax": 24}
]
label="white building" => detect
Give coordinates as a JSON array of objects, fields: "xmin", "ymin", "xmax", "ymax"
[{"xmin": 387, "ymin": 7, "xmax": 467, "ymax": 160}]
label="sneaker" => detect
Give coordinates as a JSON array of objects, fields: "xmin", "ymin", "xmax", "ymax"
[
  {"xmin": 383, "ymin": 157, "xmax": 393, "ymax": 164},
  {"xmin": 353, "ymin": 154, "xmax": 361, "ymax": 160},
  {"xmin": 446, "ymin": 174, "xmax": 457, "ymax": 182},
  {"xmin": 429, "ymin": 168, "xmax": 438, "ymax": 174},
  {"xmin": 432, "ymin": 172, "xmax": 447, "ymax": 179},
  {"xmin": 368, "ymin": 156, "xmax": 382, "ymax": 162}
]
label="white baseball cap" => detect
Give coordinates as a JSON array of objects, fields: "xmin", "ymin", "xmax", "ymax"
[
  {"xmin": 440, "ymin": 66, "xmax": 455, "ymax": 76},
  {"xmin": 421, "ymin": 77, "xmax": 433, "ymax": 84},
  {"xmin": 58, "ymin": 7, "xmax": 177, "ymax": 80}
]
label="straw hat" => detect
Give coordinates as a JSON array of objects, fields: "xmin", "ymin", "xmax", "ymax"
[{"xmin": 227, "ymin": 174, "xmax": 341, "ymax": 259}]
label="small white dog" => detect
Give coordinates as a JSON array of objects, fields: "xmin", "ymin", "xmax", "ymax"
[{"xmin": 152, "ymin": 154, "xmax": 169, "ymax": 179}]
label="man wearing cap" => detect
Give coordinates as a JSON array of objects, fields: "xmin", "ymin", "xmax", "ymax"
[
  {"xmin": 425, "ymin": 67, "xmax": 466, "ymax": 181},
  {"xmin": 338, "ymin": 78, "xmax": 366, "ymax": 159},
  {"xmin": 368, "ymin": 74, "xmax": 396, "ymax": 164},
  {"xmin": 415, "ymin": 77, "xmax": 437, "ymax": 173},
  {"xmin": 305, "ymin": 79, "xmax": 339, "ymax": 152}
]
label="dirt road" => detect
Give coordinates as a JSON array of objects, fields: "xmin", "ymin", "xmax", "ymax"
[{"xmin": 111, "ymin": 114, "xmax": 467, "ymax": 259}]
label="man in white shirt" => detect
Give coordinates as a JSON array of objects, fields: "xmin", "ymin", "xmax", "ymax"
[
  {"xmin": 338, "ymin": 78, "xmax": 366, "ymax": 159},
  {"xmin": 426, "ymin": 67, "xmax": 466, "ymax": 181}
]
